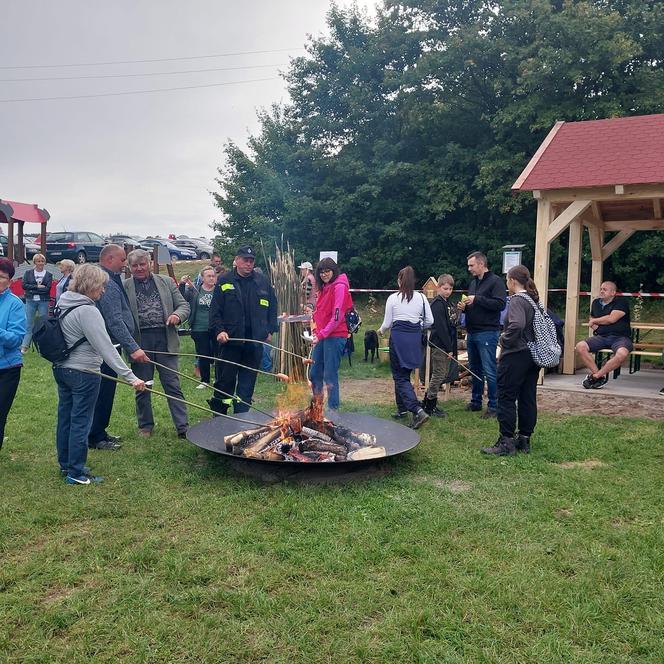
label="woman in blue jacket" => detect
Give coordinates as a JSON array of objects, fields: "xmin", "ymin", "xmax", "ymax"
[{"xmin": 0, "ymin": 257, "xmax": 26, "ymax": 449}]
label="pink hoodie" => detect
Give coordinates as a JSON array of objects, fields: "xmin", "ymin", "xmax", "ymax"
[{"xmin": 312, "ymin": 273, "xmax": 351, "ymax": 339}]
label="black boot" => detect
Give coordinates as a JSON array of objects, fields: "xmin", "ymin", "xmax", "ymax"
[
  {"xmin": 481, "ymin": 435, "xmax": 516, "ymax": 456},
  {"xmin": 391, "ymin": 409, "xmax": 408, "ymax": 419},
  {"xmin": 207, "ymin": 398, "xmax": 228, "ymax": 417},
  {"xmin": 425, "ymin": 396, "xmax": 446, "ymax": 418},
  {"xmin": 410, "ymin": 408, "xmax": 430, "ymax": 430},
  {"xmin": 515, "ymin": 433, "xmax": 531, "ymax": 454}
]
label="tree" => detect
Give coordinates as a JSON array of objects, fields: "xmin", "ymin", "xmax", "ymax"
[{"xmin": 213, "ymin": 0, "xmax": 664, "ymax": 289}]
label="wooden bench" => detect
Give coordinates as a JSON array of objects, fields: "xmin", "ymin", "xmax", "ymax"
[{"xmin": 596, "ymin": 348, "xmax": 663, "ymax": 378}]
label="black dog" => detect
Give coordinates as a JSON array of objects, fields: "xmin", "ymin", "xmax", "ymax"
[{"xmin": 364, "ymin": 330, "xmax": 379, "ymax": 363}]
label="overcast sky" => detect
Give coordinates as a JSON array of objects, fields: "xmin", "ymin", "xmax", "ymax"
[{"xmin": 0, "ymin": 1, "xmax": 375, "ymax": 239}]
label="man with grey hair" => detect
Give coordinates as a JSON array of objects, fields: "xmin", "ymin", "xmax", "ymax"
[
  {"xmin": 88, "ymin": 244, "xmax": 150, "ymax": 450},
  {"xmin": 457, "ymin": 251, "xmax": 506, "ymax": 418},
  {"xmin": 124, "ymin": 249, "xmax": 190, "ymax": 437},
  {"xmin": 575, "ymin": 280, "xmax": 632, "ymax": 389}
]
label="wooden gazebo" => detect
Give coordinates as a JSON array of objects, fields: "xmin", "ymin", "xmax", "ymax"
[
  {"xmin": 512, "ymin": 114, "xmax": 664, "ymax": 374},
  {"xmin": 0, "ymin": 199, "xmax": 50, "ymax": 264}
]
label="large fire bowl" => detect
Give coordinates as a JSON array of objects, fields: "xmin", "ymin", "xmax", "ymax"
[{"xmin": 186, "ymin": 411, "xmax": 420, "ymax": 470}]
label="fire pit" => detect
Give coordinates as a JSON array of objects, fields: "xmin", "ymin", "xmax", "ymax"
[{"xmin": 186, "ymin": 404, "xmax": 420, "ymax": 479}]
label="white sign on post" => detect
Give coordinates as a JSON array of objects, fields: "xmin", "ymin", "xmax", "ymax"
[
  {"xmin": 319, "ymin": 251, "xmax": 338, "ymax": 262},
  {"xmin": 502, "ymin": 250, "xmax": 522, "ymax": 274},
  {"xmin": 157, "ymin": 246, "xmax": 172, "ymax": 265}
]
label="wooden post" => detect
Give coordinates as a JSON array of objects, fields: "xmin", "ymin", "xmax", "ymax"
[
  {"xmin": 563, "ymin": 219, "xmax": 583, "ymax": 374},
  {"xmin": 279, "ymin": 320, "xmax": 287, "ymax": 376},
  {"xmin": 533, "ymin": 198, "xmax": 553, "ymax": 309},
  {"xmin": 7, "ymin": 219, "xmax": 14, "ymax": 262},
  {"xmin": 17, "ymin": 221, "xmax": 25, "ymax": 264},
  {"xmin": 423, "ymin": 330, "xmax": 431, "ymax": 394},
  {"xmin": 588, "ymin": 224, "xmax": 604, "ymax": 301}
]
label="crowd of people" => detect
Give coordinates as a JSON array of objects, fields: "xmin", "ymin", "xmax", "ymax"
[{"xmin": 0, "ymin": 243, "xmax": 654, "ymax": 482}]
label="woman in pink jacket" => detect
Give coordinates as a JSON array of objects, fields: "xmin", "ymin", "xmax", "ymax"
[{"xmin": 310, "ymin": 257, "xmax": 352, "ymax": 412}]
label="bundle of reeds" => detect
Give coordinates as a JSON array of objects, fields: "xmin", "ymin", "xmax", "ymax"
[{"xmin": 266, "ymin": 243, "xmax": 309, "ymax": 383}]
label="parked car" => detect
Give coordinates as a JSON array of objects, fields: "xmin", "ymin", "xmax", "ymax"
[
  {"xmin": 0, "ymin": 233, "xmax": 41, "ymax": 260},
  {"xmin": 45, "ymin": 231, "xmax": 107, "ymax": 263},
  {"xmin": 107, "ymin": 235, "xmax": 152, "ymax": 251},
  {"xmin": 172, "ymin": 238, "xmax": 214, "ymax": 259},
  {"xmin": 137, "ymin": 238, "xmax": 197, "ymax": 261}
]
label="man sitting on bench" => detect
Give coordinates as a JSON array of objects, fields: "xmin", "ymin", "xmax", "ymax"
[{"xmin": 575, "ymin": 281, "xmax": 632, "ymax": 389}]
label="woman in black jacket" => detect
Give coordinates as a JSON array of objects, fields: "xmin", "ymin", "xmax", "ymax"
[
  {"xmin": 481, "ymin": 265, "xmax": 539, "ymax": 456},
  {"xmin": 21, "ymin": 253, "xmax": 53, "ymax": 352}
]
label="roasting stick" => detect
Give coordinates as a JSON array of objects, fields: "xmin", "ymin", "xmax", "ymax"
[
  {"xmin": 426, "ymin": 340, "xmax": 483, "ymax": 382},
  {"xmin": 224, "ymin": 337, "xmax": 313, "ymax": 364},
  {"xmin": 150, "ymin": 350, "xmax": 291, "ymax": 382},
  {"xmin": 82, "ymin": 370, "xmax": 266, "ymax": 427},
  {"xmin": 146, "ymin": 358, "xmax": 277, "ymax": 421}
]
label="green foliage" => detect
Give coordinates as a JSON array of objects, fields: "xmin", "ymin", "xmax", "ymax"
[
  {"xmin": 2, "ymin": 342, "xmax": 664, "ymax": 661},
  {"xmin": 213, "ymin": 0, "xmax": 664, "ymax": 289}
]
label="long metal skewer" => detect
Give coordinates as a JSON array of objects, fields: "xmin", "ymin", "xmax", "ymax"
[
  {"xmin": 426, "ymin": 339, "xmax": 483, "ymax": 382},
  {"xmin": 149, "ymin": 350, "xmax": 291, "ymax": 382},
  {"xmin": 83, "ymin": 369, "xmax": 266, "ymax": 427},
  {"xmin": 146, "ymin": 358, "xmax": 276, "ymax": 420},
  {"xmin": 224, "ymin": 337, "xmax": 313, "ymax": 363}
]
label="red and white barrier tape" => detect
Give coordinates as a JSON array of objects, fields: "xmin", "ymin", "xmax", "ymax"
[{"xmin": 349, "ymin": 288, "xmax": 664, "ymax": 297}]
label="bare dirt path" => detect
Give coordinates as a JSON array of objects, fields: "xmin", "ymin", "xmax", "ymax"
[{"xmin": 342, "ymin": 378, "xmax": 664, "ymax": 420}]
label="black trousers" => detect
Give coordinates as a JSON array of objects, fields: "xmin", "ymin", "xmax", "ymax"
[
  {"xmin": 0, "ymin": 366, "xmax": 21, "ymax": 448},
  {"xmin": 497, "ymin": 349, "xmax": 539, "ymax": 438},
  {"xmin": 191, "ymin": 330, "xmax": 217, "ymax": 384},
  {"xmin": 88, "ymin": 358, "xmax": 118, "ymax": 444},
  {"xmin": 211, "ymin": 342, "xmax": 262, "ymax": 414}
]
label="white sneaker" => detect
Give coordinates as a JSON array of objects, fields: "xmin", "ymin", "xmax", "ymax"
[{"xmin": 196, "ymin": 383, "xmax": 208, "ymax": 390}]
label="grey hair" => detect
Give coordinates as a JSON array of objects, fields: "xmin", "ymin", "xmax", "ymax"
[
  {"xmin": 127, "ymin": 248, "xmax": 151, "ymax": 265},
  {"xmin": 69, "ymin": 263, "xmax": 109, "ymax": 297},
  {"xmin": 58, "ymin": 259, "xmax": 76, "ymax": 274}
]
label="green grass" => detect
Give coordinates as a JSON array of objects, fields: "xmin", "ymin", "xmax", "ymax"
[{"xmin": 2, "ymin": 288, "xmax": 664, "ymax": 661}]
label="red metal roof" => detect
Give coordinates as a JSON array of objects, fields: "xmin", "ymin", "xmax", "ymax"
[
  {"xmin": 0, "ymin": 199, "xmax": 50, "ymax": 223},
  {"xmin": 513, "ymin": 114, "xmax": 664, "ymax": 191}
]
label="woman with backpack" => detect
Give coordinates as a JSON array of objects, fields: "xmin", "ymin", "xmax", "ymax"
[
  {"xmin": 54, "ymin": 264, "xmax": 145, "ymax": 485},
  {"xmin": 310, "ymin": 257, "xmax": 352, "ymax": 413},
  {"xmin": 378, "ymin": 266, "xmax": 433, "ymax": 430},
  {"xmin": 481, "ymin": 265, "xmax": 540, "ymax": 456}
]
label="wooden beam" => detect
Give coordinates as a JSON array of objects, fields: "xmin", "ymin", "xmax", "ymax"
[
  {"xmin": 512, "ymin": 121, "xmax": 565, "ymax": 190},
  {"xmin": 546, "ymin": 200, "xmax": 592, "ymax": 243},
  {"xmin": 563, "ymin": 219, "xmax": 583, "ymax": 375},
  {"xmin": 653, "ymin": 198, "xmax": 662, "ymax": 219},
  {"xmin": 603, "ymin": 219, "xmax": 664, "ymax": 231},
  {"xmin": 591, "ymin": 201, "xmax": 603, "ymax": 222},
  {"xmin": 532, "ymin": 184, "xmax": 664, "ymax": 203},
  {"xmin": 533, "ymin": 199, "xmax": 553, "ymax": 310},
  {"xmin": 602, "ymin": 230, "xmax": 635, "ymax": 260},
  {"xmin": 588, "ymin": 225, "xmax": 604, "ymax": 301},
  {"xmin": 7, "ymin": 219, "xmax": 14, "ymax": 262}
]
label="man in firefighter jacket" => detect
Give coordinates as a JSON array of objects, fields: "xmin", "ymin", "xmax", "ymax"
[{"xmin": 208, "ymin": 245, "xmax": 278, "ymax": 414}]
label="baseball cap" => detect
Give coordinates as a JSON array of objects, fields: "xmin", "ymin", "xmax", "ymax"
[
  {"xmin": 298, "ymin": 261, "xmax": 313, "ymax": 270},
  {"xmin": 236, "ymin": 245, "xmax": 256, "ymax": 259}
]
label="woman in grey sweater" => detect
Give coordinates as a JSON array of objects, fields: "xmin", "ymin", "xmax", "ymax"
[{"xmin": 54, "ymin": 264, "xmax": 145, "ymax": 485}]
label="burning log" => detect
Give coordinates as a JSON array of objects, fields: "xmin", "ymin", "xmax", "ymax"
[
  {"xmin": 298, "ymin": 439, "xmax": 348, "ymax": 457},
  {"xmin": 243, "ymin": 428, "xmax": 282, "ymax": 459}
]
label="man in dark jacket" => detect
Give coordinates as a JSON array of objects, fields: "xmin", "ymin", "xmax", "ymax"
[
  {"xmin": 458, "ymin": 251, "xmax": 506, "ymax": 418},
  {"xmin": 208, "ymin": 245, "xmax": 278, "ymax": 414},
  {"xmin": 88, "ymin": 244, "xmax": 149, "ymax": 449}
]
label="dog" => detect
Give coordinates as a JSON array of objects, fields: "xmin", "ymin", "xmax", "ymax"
[{"xmin": 363, "ymin": 330, "xmax": 379, "ymax": 363}]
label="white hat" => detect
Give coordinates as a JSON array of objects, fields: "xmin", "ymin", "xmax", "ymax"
[{"xmin": 298, "ymin": 261, "xmax": 313, "ymax": 270}]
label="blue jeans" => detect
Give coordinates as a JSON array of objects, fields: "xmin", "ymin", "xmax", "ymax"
[
  {"xmin": 467, "ymin": 330, "xmax": 499, "ymax": 410},
  {"xmin": 53, "ymin": 368, "xmax": 101, "ymax": 477},
  {"xmin": 310, "ymin": 336, "xmax": 347, "ymax": 410},
  {"xmin": 22, "ymin": 299, "xmax": 49, "ymax": 349}
]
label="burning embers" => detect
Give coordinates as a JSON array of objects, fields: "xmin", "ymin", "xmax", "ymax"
[{"xmin": 223, "ymin": 397, "xmax": 386, "ymax": 462}]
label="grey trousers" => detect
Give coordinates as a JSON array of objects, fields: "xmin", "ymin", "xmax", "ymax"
[
  {"xmin": 132, "ymin": 328, "xmax": 188, "ymax": 433},
  {"xmin": 426, "ymin": 347, "xmax": 451, "ymax": 399}
]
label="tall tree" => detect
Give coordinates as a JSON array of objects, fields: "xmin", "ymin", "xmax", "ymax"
[{"xmin": 213, "ymin": 0, "xmax": 664, "ymax": 289}]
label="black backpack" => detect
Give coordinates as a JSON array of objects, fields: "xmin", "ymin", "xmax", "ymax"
[{"xmin": 33, "ymin": 305, "xmax": 88, "ymax": 363}]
